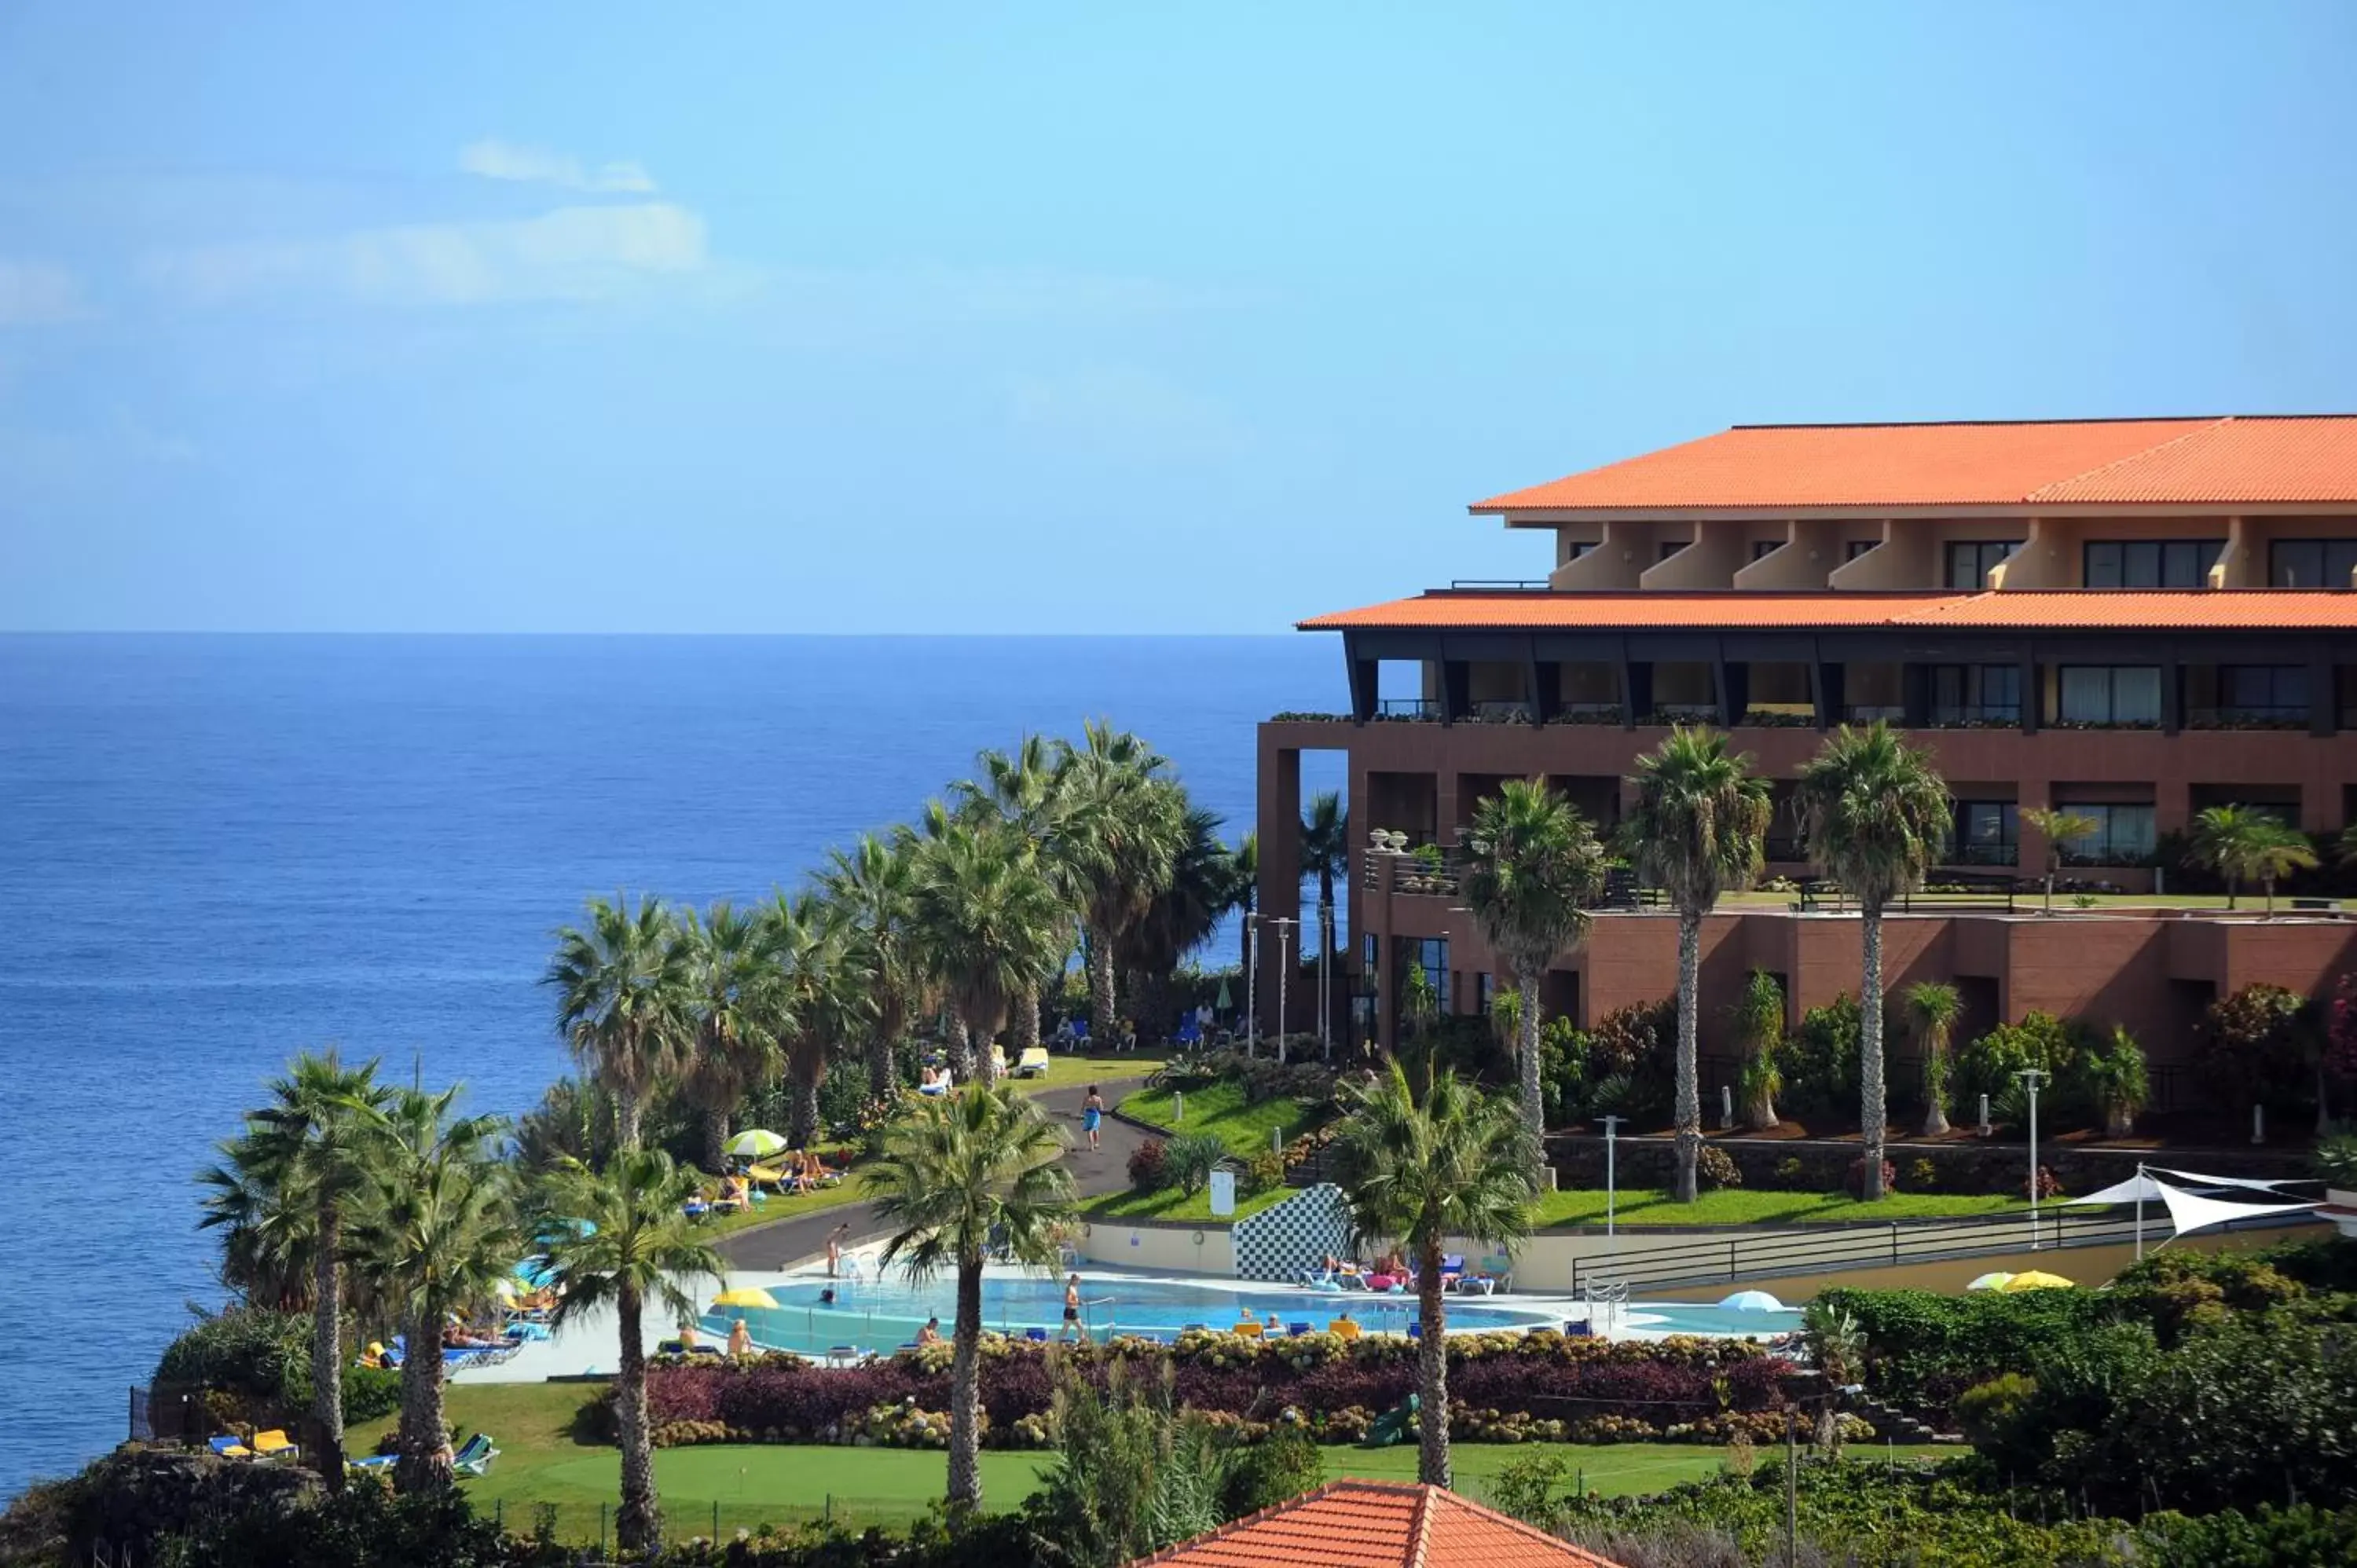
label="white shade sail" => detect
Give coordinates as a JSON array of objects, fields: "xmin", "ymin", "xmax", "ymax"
[
  {"xmin": 2154, "ymin": 1182, "xmax": 2320, "ymax": 1239},
  {"xmin": 2149, "ymin": 1166, "xmax": 2314, "ymax": 1194},
  {"xmin": 2066, "ymin": 1173, "xmax": 2172, "ymax": 1206}
]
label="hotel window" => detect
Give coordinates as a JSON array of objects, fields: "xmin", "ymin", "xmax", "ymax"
[
  {"xmin": 1752, "ymin": 540, "xmax": 1780, "ymax": 561},
  {"xmin": 1565, "ymin": 541, "xmax": 1598, "ymax": 561},
  {"xmin": 2060, "ymin": 804, "xmax": 2157, "ymax": 865},
  {"xmin": 2084, "ymin": 539, "xmax": 2223, "ymax": 588},
  {"xmin": 1659, "ymin": 540, "xmax": 1689, "ymax": 562},
  {"xmin": 1409, "ymin": 938, "xmax": 1449, "ymax": 1013},
  {"xmin": 2269, "ymin": 538, "xmax": 2357, "ymax": 588},
  {"xmin": 1846, "ymin": 540, "xmax": 1878, "ymax": 561},
  {"xmin": 2057, "ymin": 665, "xmax": 2163, "ymax": 727},
  {"xmin": 1945, "ymin": 540, "xmax": 2020, "ymax": 588},
  {"xmin": 1930, "ymin": 664, "xmax": 2021, "ymax": 725},
  {"xmin": 1954, "ymin": 801, "xmax": 2018, "ymax": 866},
  {"xmin": 2217, "ymin": 665, "xmax": 2308, "ymax": 723},
  {"xmin": 1476, "ymin": 973, "xmax": 1495, "ymax": 1012}
]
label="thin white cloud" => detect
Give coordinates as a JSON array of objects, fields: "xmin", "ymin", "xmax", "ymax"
[
  {"xmin": 0, "ymin": 258, "xmax": 89, "ymax": 324},
  {"xmin": 143, "ymin": 203, "xmax": 707, "ymax": 307},
  {"xmin": 460, "ymin": 138, "xmax": 656, "ymax": 194}
]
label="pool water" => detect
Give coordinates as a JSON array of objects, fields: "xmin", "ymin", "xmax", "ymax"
[
  {"xmin": 703, "ymin": 1269, "xmax": 1556, "ymax": 1354},
  {"xmin": 1620, "ymin": 1303, "xmax": 1802, "ymax": 1336}
]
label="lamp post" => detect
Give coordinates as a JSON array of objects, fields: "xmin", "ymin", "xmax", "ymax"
[
  {"xmin": 1596, "ymin": 1115, "xmax": 1627, "ymax": 1238},
  {"xmin": 2018, "ymin": 1067, "xmax": 2047, "ymax": 1250},
  {"xmin": 1244, "ymin": 913, "xmax": 1260, "ymax": 1058},
  {"xmin": 1270, "ymin": 917, "xmax": 1299, "ymax": 1065}
]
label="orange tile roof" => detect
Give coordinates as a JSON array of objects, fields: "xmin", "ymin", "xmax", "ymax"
[
  {"xmin": 1299, "ymin": 589, "xmax": 2357, "ymax": 633},
  {"xmin": 1470, "ymin": 416, "xmax": 2357, "ymax": 514},
  {"xmin": 1129, "ymin": 1481, "xmax": 1621, "ymax": 1568}
]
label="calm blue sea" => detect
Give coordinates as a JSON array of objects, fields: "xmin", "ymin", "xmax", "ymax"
[{"xmin": 0, "ymin": 634, "xmax": 1344, "ymax": 1500}]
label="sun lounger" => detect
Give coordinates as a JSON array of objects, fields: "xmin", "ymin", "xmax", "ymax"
[
  {"xmin": 823, "ymin": 1345, "xmax": 864, "ymax": 1366},
  {"xmin": 250, "ymin": 1429, "xmax": 299, "ymax": 1461},
  {"xmin": 1327, "ymin": 1317, "xmax": 1362, "ymax": 1340},
  {"xmin": 208, "ymin": 1434, "xmax": 251, "ymax": 1459},
  {"xmin": 1231, "ymin": 1321, "xmax": 1264, "ymax": 1339},
  {"xmin": 348, "ymin": 1452, "xmax": 397, "ymax": 1472},
  {"xmin": 1015, "ymin": 1046, "xmax": 1051, "ymax": 1078},
  {"xmin": 453, "ymin": 1433, "xmax": 500, "ymax": 1475},
  {"xmin": 1288, "ymin": 1321, "xmax": 1312, "ymax": 1336}
]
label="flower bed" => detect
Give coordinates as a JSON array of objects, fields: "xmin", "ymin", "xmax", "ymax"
[{"xmin": 640, "ymin": 1328, "xmax": 1802, "ymax": 1449}]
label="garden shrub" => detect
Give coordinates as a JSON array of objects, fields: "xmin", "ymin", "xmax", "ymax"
[
  {"xmin": 1538, "ymin": 1015, "xmax": 1590, "ymax": 1127},
  {"xmin": 2198, "ymin": 982, "xmax": 2321, "ymax": 1119},
  {"xmin": 1952, "ymin": 1371, "xmax": 2036, "ymax": 1449},
  {"xmin": 1161, "ymin": 1133, "xmax": 1229, "ymax": 1196},
  {"xmin": 1126, "ymin": 1138, "xmax": 1168, "ymax": 1194},
  {"xmin": 1219, "ymin": 1423, "xmax": 1325, "ymax": 1517},
  {"xmin": 1907, "ymin": 1157, "xmax": 1938, "ymax": 1192},
  {"xmin": 1586, "ymin": 999, "xmax": 1676, "ymax": 1118},
  {"xmin": 1694, "ymin": 1145, "xmax": 1740, "ymax": 1191},
  {"xmin": 1952, "ymin": 1010, "xmax": 2084, "ymax": 1119},
  {"xmin": 1771, "ymin": 1156, "xmax": 1805, "ymax": 1188},
  {"xmin": 1842, "ymin": 1156, "xmax": 1895, "ymax": 1197},
  {"xmin": 1781, "ymin": 994, "xmax": 1860, "ymax": 1119}
]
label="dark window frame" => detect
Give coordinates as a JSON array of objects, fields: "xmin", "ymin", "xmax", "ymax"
[
  {"xmin": 2269, "ymin": 538, "xmax": 2357, "ymax": 589},
  {"xmin": 2084, "ymin": 538, "xmax": 2223, "ymax": 588},
  {"xmin": 1945, "ymin": 540, "xmax": 2022, "ymax": 589},
  {"xmin": 2055, "ymin": 665, "xmax": 2164, "ymax": 727}
]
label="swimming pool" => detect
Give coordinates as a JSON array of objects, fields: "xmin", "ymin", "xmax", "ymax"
[
  {"xmin": 702, "ymin": 1269, "xmax": 1558, "ymax": 1354},
  {"xmin": 1619, "ymin": 1303, "xmax": 1802, "ymax": 1337}
]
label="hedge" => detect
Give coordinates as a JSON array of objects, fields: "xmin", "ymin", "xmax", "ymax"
[{"xmin": 640, "ymin": 1329, "xmax": 1802, "ymax": 1449}]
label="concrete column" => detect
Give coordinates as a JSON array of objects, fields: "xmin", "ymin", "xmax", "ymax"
[
  {"xmin": 1255, "ymin": 735, "xmax": 1303, "ymax": 1041},
  {"xmin": 2154, "ymin": 778, "xmax": 2190, "ymax": 837}
]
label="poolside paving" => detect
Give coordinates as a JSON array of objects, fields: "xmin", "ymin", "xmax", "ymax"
[{"xmin": 714, "ymin": 1075, "xmax": 1154, "ymax": 1273}]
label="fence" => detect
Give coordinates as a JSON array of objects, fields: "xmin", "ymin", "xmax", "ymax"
[
  {"xmin": 477, "ymin": 1492, "xmax": 936, "ymax": 1552},
  {"xmin": 1563, "ymin": 1202, "xmax": 2308, "ymax": 1293}
]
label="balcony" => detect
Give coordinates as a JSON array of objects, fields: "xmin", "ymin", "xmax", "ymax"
[
  {"xmin": 1365, "ymin": 847, "xmax": 1462, "ymax": 899},
  {"xmin": 1926, "ymin": 705, "xmax": 2022, "ymax": 729},
  {"xmin": 1949, "ymin": 842, "xmax": 2021, "ymax": 867},
  {"xmin": 1556, "ymin": 702, "xmax": 1624, "ymax": 726},
  {"xmin": 1467, "ymin": 700, "xmax": 1534, "ymax": 724},
  {"xmin": 1376, "ymin": 698, "xmax": 1439, "ymax": 720},
  {"xmin": 1646, "ymin": 702, "xmax": 1718, "ymax": 725},
  {"xmin": 2184, "ymin": 705, "xmax": 2311, "ymax": 731},
  {"xmin": 1843, "ymin": 704, "xmax": 1906, "ymax": 723}
]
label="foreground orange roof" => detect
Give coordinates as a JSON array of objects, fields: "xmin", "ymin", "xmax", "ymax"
[
  {"xmin": 1472, "ymin": 416, "xmax": 2357, "ymax": 514},
  {"xmin": 1299, "ymin": 589, "xmax": 2357, "ymax": 633},
  {"xmin": 1130, "ymin": 1481, "xmax": 1620, "ymax": 1568}
]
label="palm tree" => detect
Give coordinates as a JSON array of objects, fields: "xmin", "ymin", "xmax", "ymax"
[
  {"xmin": 764, "ymin": 890, "xmax": 874, "ymax": 1145},
  {"xmin": 1055, "ymin": 722, "xmax": 1186, "ymax": 1046},
  {"xmin": 820, "ymin": 832, "xmax": 925, "ymax": 1101},
  {"xmin": 1622, "ymin": 729, "xmax": 1772, "ymax": 1203},
  {"xmin": 2081, "ymin": 1024, "xmax": 2150, "ymax": 1138},
  {"xmin": 197, "ymin": 1129, "xmax": 320, "ymax": 1315},
  {"xmin": 1116, "ymin": 808, "xmax": 1232, "ymax": 1046},
  {"xmin": 956, "ymin": 735, "xmax": 1076, "ymax": 1055},
  {"xmin": 1227, "ymin": 830, "xmax": 1259, "ymax": 983},
  {"xmin": 2020, "ymin": 806, "xmax": 2099, "ymax": 914},
  {"xmin": 863, "ymin": 1084, "xmax": 1076, "ymax": 1511},
  {"xmin": 1458, "ymin": 778, "xmax": 1608, "ymax": 1174},
  {"xmin": 534, "ymin": 1150, "xmax": 724, "ymax": 1554},
  {"xmin": 1329, "ymin": 1064, "xmax": 1534, "ymax": 1488},
  {"xmin": 229, "ymin": 1050, "xmax": 390, "ymax": 1484},
  {"xmin": 1299, "ymin": 790, "xmax": 1350, "ymax": 1049},
  {"xmin": 1904, "ymin": 981, "xmax": 1961, "ymax": 1138},
  {"xmin": 2191, "ymin": 804, "xmax": 2319, "ymax": 914},
  {"xmin": 1728, "ymin": 969, "xmax": 1785, "ymax": 1133},
  {"xmin": 545, "ymin": 895, "xmax": 695, "ymax": 1151},
  {"xmin": 912, "ymin": 815, "xmax": 1069, "ymax": 1083},
  {"xmin": 1794, "ymin": 724, "xmax": 1951, "ymax": 1201},
  {"xmin": 350, "ymin": 1086, "xmax": 516, "ymax": 1493},
  {"xmin": 671, "ymin": 903, "xmax": 781, "ymax": 1173}
]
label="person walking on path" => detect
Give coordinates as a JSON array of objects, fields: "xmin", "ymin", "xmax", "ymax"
[
  {"xmin": 1082, "ymin": 1085, "xmax": 1104, "ymax": 1152},
  {"xmin": 1062, "ymin": 1273, "xmax": 1083, "ymax": 1340},
  {"xmin": 825, "ymin": 1222, "xmax": 850, "ymax": 1277}
]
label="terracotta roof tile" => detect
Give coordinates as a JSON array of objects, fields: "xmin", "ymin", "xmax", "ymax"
[
  {"xmin": 1129, "ymin": 1482, "xmax": 1620, "ymax": 1568},
  {"xmin": 1470, "ymin": 416, "xmax": 2357, "ymax": 514},
  {"xmin": 1298, "ymin": 589, "xmax": 2357, "ymax": 634}
]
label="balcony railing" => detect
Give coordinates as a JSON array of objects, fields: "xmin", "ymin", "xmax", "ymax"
[
  {"xmin": 1376, "ymin": 698, "xmax": 1439, "ymax": 720},
  {"xmin": 1556, "ymin": 702, "xmax": 1623, "ymax": 725},
  {"xmin": 1468, "ymin": 700, "xmax": 1534, "ymax": 724},
  {"xmin": 1843, "ymin": 704, "xmax": 1906, "ymax": 723},
  {"xmin": 2184, "ymin": 705, "xmax": 2311, "ymax": 731},
  {"xmin": 1646, "ymin": 703, "xmax": 1718, "ymax": 724},
  {"xmin": 1366, "ymin": 848, "xmax": 1463, "ymax": 898},
  {"xmin": 1927, "ymin": 705, "xmax": 2022, "ymax": 728},
  {"xmin": 2059, "ymin": 844, "xmax": 2158, "ymax": 868},
  {"xmin": 1949, "ymin": 842, "xmax": 2021, "ymax": 867}
]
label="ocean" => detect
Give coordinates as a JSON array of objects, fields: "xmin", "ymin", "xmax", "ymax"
[{"xmin": 0, "ymin": 634, "xmax": 1345, "ymax": 1500}]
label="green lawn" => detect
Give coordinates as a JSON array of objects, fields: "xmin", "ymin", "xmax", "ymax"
[
  {"xmin": 357, "ymin": 1382, "xmax": 1945, "ymax": 1544},
  {"xmin": 1013, "ymin": 1051, "xmax": 1167, "ymax": 1093},
  {"xmin": 1117, "ymin": 1080, "xmax": 1325, "ymax": 1160},
  {"xmin": 691, "ymin": 1178, "xmax": 870, "ymax": 1239},
  {"xmin": 1082, "ymin": 1185, "xmax": 1296, "ymax": 1222},
  {"xmin": 1530, "ymin": 1187, "xmax": 2026, "ymax": 1228}
]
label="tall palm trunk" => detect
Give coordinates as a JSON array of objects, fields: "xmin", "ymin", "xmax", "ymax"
[
  {"xmin": 970, "ymin": 1011, "xmax": 1001, "ymax": 1084},
  {"xmin": 790, "ymin": 1075, "xmax": 821, "ymax": 1147},
  {"xmin": 948, "ymin": 1255, "xmax": 984, "ymax": 1511},
  {"xmin": 614, "ymin": 1284, "xmax": 661, "ymax": 1553},
  {"xmin": 1921, "ymin": 1042, "xmax": 1951, "ymax": 1138},
  {"xmin": 1317, "ymin": 870, "xmax": 1336, "ymax": 1056},
  {"xmin": 1516, "ymin": 963, "xmax": 1545, "ymax": 1184},
  {"xmin": 1087, "ymin": 925, "xmax": 1119, "ymax": 1046},
  {"xmin": 313, "ymin": 1200, "xmax": 346, "ymax": 1486},
  {"xmin": 947, "ymin": 1017, "xmax": 973, "ymax": 1082},
  {"xmin": 615, "ymin": 1094, "xmax": 643, "ymax": 1154},
  {"xmin": 702, "ymin": 1106, "xmax": 730, "ymax": 1174},
  {"xmin": 1012, "ymin": 984, "xmax": 1040, "ymax": 1053},
  {"xmin": 869, "ymin": 1033, "xmax": 896, "ymax": 1100},
  {"xmin": 1672, "ymin": 911, "xmax": 1703, "ymax": 1204},
  {"xmin": 1858, "ymin": 906, "xmax": 1889, "ymax": 1200},
  {"xmin": 393, "ymin": 1304, "xmax": 451, "ymax": 1492},
  {"xmin": 1414, "ymin": 1236, "xmax": 1451, "ymax": 1488}
]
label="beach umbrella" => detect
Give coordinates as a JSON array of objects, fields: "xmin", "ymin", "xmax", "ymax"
[
  {"xmin": 2002, "ymin": 1270, "xmax": 2075, "ymax": 1291},
  {"xmin": 492, "ymin": 1277, "xmax": 520, "ymax": 1302},
  {"xmin": 726, "ymin": 1129, "xmax": 788, "ymax": 1160},
  {"xmin": 710, "ymin": 1286, "xmax": 778, "ymax": 1310},
  {"xmin": 1717, "ymin": 1289, "xmax": 1786, "ymax": 1312},
  {"xmin": 1964, "ymin": 1272, "xmax": 2015, "ymax": 1291},
  {"xmin": 514, "ymin": 1258, "xmax": 556, "ymax": 1290},
  {"xmin": 1216, "ymin": 976, "xmax": 1233, "ymax": 1011}
]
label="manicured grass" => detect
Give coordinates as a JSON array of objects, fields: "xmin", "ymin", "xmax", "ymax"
[
  {"xmin": 1118, "ymin": 1080, "xmax": 1325, "ymax": 1160},
  {"xmin": 693, "ymin": 1179, "xmax": 869, "ymax": 1239},
  {"xmin": 1530, "ymin": 1187, "xmax": 2027, "ymax": 1228},
  {"xmin": 357, "ymin": 1383, "xmax": 1945, "ymax": 1542},
  {"xmin": 1082, "ymin": 1185, "xmax": 1296, "ymax": 1222},
  {"xmin": 1013, "ymin": 1050, "xmax": 1167, "ymax": 1093}
]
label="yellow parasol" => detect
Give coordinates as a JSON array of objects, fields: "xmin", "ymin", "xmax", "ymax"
[
  {"xmin": 1963, "ymin": 1272, "xmax": 2015, "ymax": 1291},
  {"xmin": 710, "ymin": 1287, "xmax": 778, "ymax": 1310},
  {"xmin": 2001, "ymin": 1269, "xmax": 2075, "ymax": 1291}
]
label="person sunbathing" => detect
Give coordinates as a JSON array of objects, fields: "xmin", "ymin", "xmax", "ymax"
[
  {"xmin": 442, "ymin": 1323, "xmax": 500, "ymax": 1350},
  {"xmin": 916, "ymin": 1315, "xmax": 943, "ymax": 1346},
  {"xmin": 727, "ymin": 1319, "xmax": 753, "ymax": 1357}
]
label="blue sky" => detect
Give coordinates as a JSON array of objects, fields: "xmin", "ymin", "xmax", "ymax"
[{"xmin": 3, "ymin": 3, "xmax": 2355, "ymax": 633}]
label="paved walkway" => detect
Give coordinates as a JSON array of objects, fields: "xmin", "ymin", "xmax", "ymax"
[{"xmin": 715, "ymin": 1076, "xmax": 1156, "ymax": 1272}]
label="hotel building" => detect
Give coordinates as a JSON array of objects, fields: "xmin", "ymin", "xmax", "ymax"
[{"xmin": 1256, "ymin": 416, "xmax": 2357, "ymax": 1097}]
